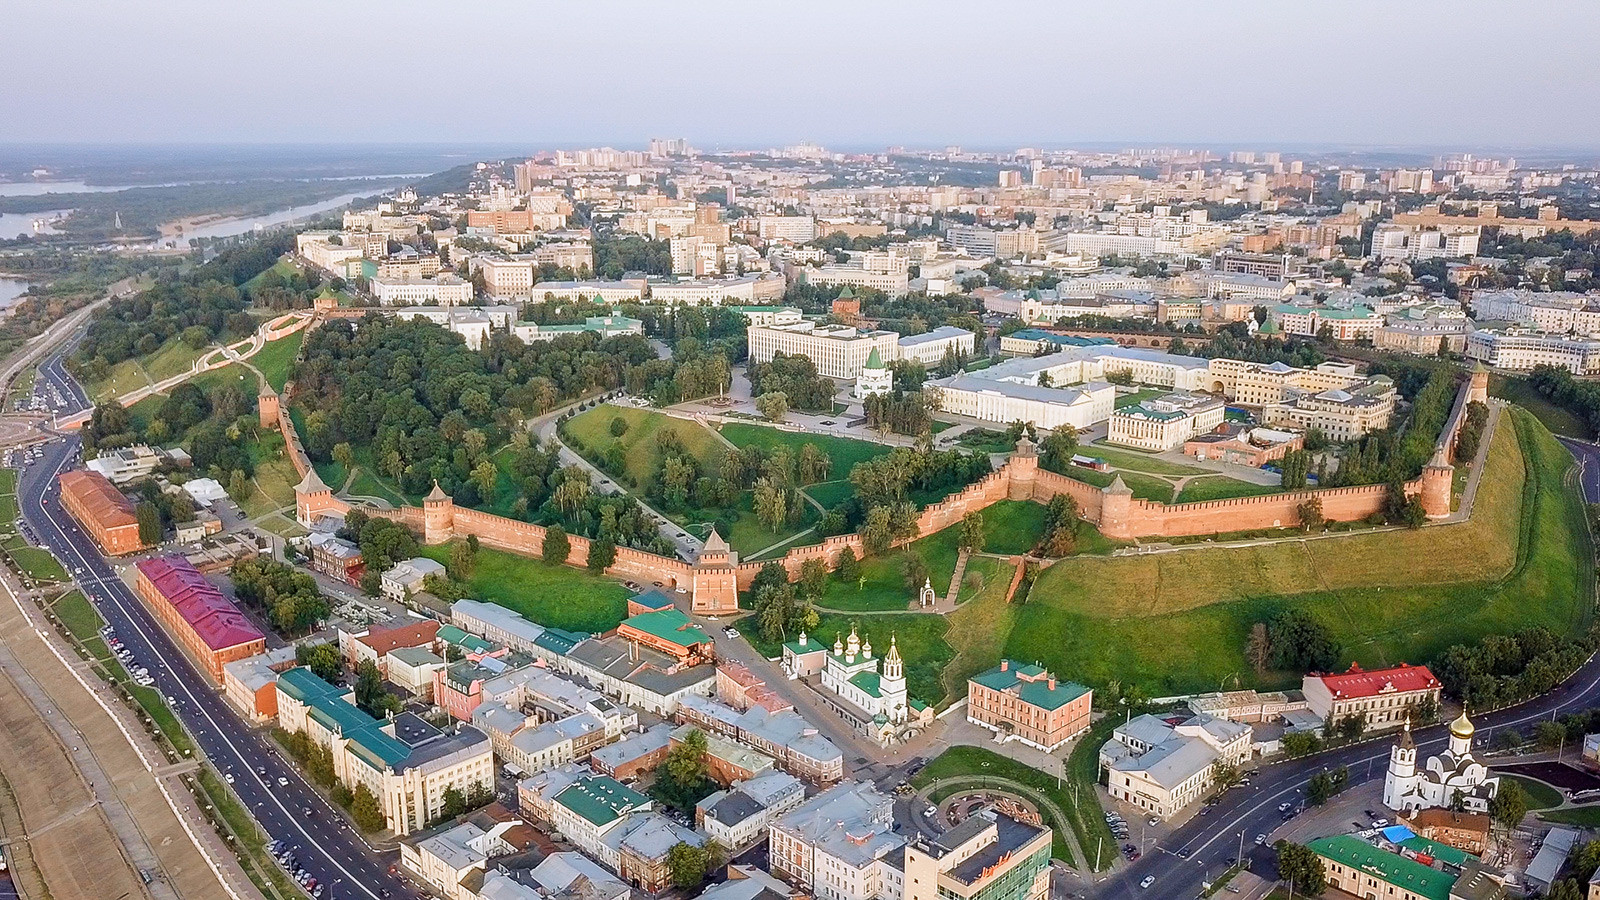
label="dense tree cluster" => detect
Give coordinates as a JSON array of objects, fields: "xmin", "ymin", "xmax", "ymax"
[
  {"xmin": 592, "ymin": 234, "xmax": 672, "ymax": 279},
  {"xmin": 863, "ymin": 389, "xmax": 935, "ymax": 436},
  {"xmin": 1527, "ymin": 365, "xmax": 1600, "ymax": 438},
  {"xmin": 1319, "ymin": 367, "xmax": 1456, "ymax": 488},
  {"xmin": 1432, "ymin": 626, "xmax": 1595, "ymax": 709},
  {"xmin": 1454, "ymin": 401, "xmax": 1490, "ymax": 460},
  {"xmin": 1262, "ymin": 609, "xmax": 1339, "ymax": 673},
  {"xmin": 1194, "ymin": 323, "xmax": 1327, "ymax": 367},
  {"xmin": 748, "ymin": 561, "xmax": 821, "ymax": 644},
  {"xmin": 231, "ymin": 557, "xmax": 330, "ymax": 635},
  {"xmin": 746, "ymin": 354, "xmax": 837, "ymax": 412}
]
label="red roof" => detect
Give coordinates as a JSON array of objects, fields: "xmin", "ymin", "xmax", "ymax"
[
  {"xmin": 58, "ymin": 470, "xmax": 137, "ymax": 527},
  {"xmin": 358, "ymin": 620, "xmax": 441, "ymax": 656},
  {"xmin": 136, "ymin": 556, "xmax": 264, "ymax": 651},
  {"xmin": 1314, "ymin": 662, "xmax": 1439, "ymax": 700}
]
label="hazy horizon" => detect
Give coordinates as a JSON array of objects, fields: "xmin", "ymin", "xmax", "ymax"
[{"xmin": 7, "ymin": 0, "xmax": 1600, "ymax": 153}]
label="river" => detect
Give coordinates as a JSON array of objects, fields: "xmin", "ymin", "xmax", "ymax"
[
  {"xmin": 0, "ymin": 276, "xmax": 32, "ymax": 310},
  {"xmin": 161, "ymin": 185, "xmax": 406, "ymax": 244}
]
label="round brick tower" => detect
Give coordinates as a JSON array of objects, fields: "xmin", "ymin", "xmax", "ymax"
[
  {"xmin": 1469, "ymin": 363, "xmax": 1489, "ymax": 405},
  {"xmin": 1099, "ymin": 475, "xmax": 1135, "ymax": 540},
  {"xmin": 257, "ymin": 380, "xmax": 281, "ymax": 430},
  {"xmin": 1420, "ymin": 447, "xmax": 1454, "ymax": 520},
  {"xmin": 1008, "ymin": 435, "xmax": 1038, "ymax": 501},
  {"xmin": 423, "ymin": 480, "xmax": 455, "ymax": 544}
]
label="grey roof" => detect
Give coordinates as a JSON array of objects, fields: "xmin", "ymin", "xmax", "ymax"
[
  {"xmin": 452, "ymin": 598, "xmax": 547, "ymax": 648},
  {"xmin": 946, "ymin": 814, "xmax": 1047, "ymax": 887},
  {"xmin": 606, "ymin": 812, "xmax": 703, "ymax": 860},
  {"xmin": 930, "ymin": 373, "xmax": 1110, "ymax": 407},
  {"xmin": 772, "ymin": 782, "xmax": 903, "ymax": 868},
  {"xmin": 567, "ymin": 634, "xmax": 715, "ymax": 698},
  {"xmin": 898, "ymin": 325, "xmax": 974, "ymax": 347},
  {"xmin": 705, "ymin": 791, "xmax": 765, "ymax": 827},
  {"xmin": 591, "ymin": 723, "xmax": 672, "ymax": 771},
  {"xmin": 413, "ymin": 821, "xmax": 487, "ymax": 872}
]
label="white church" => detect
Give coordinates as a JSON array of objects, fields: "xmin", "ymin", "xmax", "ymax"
[{"xmin": 1383, "ymin": 710, "xmax": 1500, "ymax": 814}]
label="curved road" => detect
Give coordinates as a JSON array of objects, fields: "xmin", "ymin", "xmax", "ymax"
[
  {"xmin": 19, "ymin": 423, "xmax": 417, "ymax": 896},
  {"xmin": 1094, "ymin": 658, "xmax": 1600, "ymax": 898}
]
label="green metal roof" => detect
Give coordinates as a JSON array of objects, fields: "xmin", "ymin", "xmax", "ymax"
[
  {"xmin": 1397, "ymin": 836, "xmax": 1476, "ymax": 867},
  {"xmin": 535, "ymin": 627, "xmax": 588, "ymax": 655},
  {"xmin": 1308, "ymin": 835, "xmax": 1453, "ymax": 900},
  {"xmin": 555, "ymin": 776, "xmax": 649, "ymax": 827},
  {"xmin": 437, "ymin": 625, "xmax": 494, "ymax": 654},
  {"xmin": 277, "ymin": 667, "xmax": 410, "ymax": 769},
  {"xmin": 970, "ymin": 661, "xmax": 1090, "ymax": 711},
  {"xmin": 1315, "ymin": 305, "xmax": 1377, "ymax": 319},
  {"xmin": 849, "ymin": 671, "xmax": 883, "ymax": 697},
  {"xmin": 622, "ymin": 608, "xmax": 710, "ymax": 649},
  {"xmin": 864, "ymin": 346, "xmax": 885, "ymax": 369}
]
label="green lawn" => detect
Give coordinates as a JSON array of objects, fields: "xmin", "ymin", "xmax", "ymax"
[
  {"xmin": 240, "ymin": 258, "xmax": 298, "ymax": 293},
  {"xmin": 1490, "ymin": 373, "xmax": 1589, "ymax": 439},
  {"xmin": 1540, "ymin": 806, "xmax": 1600, "ymax": 827},
  {"xmin": 52, "ymin": 590, "xmax": 101, "ymax": 640},
  {"xmin": 0, "ymin": 493, "xmax": 16, "ymax": 523},
  {"xmin": 236, "ymin": 431, "xmax": 304, "ymax": 518},
  {"xmin": 979, "ymin": 409, "xmax": 1594, "ymax": 697},
  {"xmin": 9, "ymin": 546, "xmax": 68, "ymax": 583},
  {"xmin": 718, "ymin": 422, "xmax": 890, "ymax": 476},
  {"xmin": 1057, "ymin": 466, "xmax": 1175, "ymax": 503},
  {"xmin": 420, "ymin": 543, "xmax": 630, "ymax": 633},
  {"xmin": 0, "ymin": 467, "xmax": 17, "ymax": 494},
  {"xmin": 913, "ymin": 745, "xmax": 1104, "ymax": 869},
  {"xmin": 801, "ymin": 480, "xmax": 856, "ymax": 509},
  {"xmin": 564, "ymin": 405, "xmax": 726, "ymax": 488},
  {"xmin": 1502, "ymin": 775, "xmax": 1563, "ymax": 811},
  {"xmin": 1174, "ymin": 476, "xmax": 1283, "ymax": 503},
  {"xmin": 250, "ymin": 329, "xmax": 305, "ymax": 391},
  {"xmin": 745, "ymin": 612, "xmax": 953, "ymax": 708},
  {"xmin": 1113, "ymin": 388, "xmax": 1166, "ymax": 409},
  {"xmin": 1084, "ymin": 443, "xmax": 1211, "ymax": 476}
]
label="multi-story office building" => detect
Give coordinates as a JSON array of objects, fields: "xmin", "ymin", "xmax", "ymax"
[
  {"xmin": 1303, "ymin": 662, "xmax": 1442, "ymax": 734},
  {"xmin": 372, "ymin": 275, "xmax": 475, "ymax": 307},
  {"xmin": 1370, "ymin": 224, "xmax": 1480, "ymax": 261},
  {"xmin": 757, "ymin": 216, "xmax": 818, "ymax": 243},
  {"xmin": 1106, "ymin": 393, "xmax": 1226, "ymax": 452},
  {"xmin": 896, "ymin": 326, "xmax": 976, "ymax": 367},
  {"xmin": 769, "ymin": 782, "xmax": 905, "ymax": 900},
  {"xmin": 800, "ymin": 266, "xmax": 910, "ymax": 297},
  {"xmin": 748, "ymin": 322, "xmax": 900, "ymax": 379},
  {"xmin": 479, "ymin": 258, "xmax": 535, "ymax": 298},
  {"xmin": 901, "ymin": 810, "xmax": 1052, "ymax": 900},
  {"xmin": 926, "ymin": 376, "xmax": 1115, "ymax": 432},
  {"xmin": 648, "ymin": 275, "xmax": 785, "ymax": 306},
  {"xmin": 1466, "ymin": 328, "xmax": 1600, "ymax": 374},
  {"xmin": 1260, "ymin": 376, "xmax": 1397, "ymax": 441},
  {"xmin": 530, "ymin": 279, "xmax": 649, "ymax": 303}
]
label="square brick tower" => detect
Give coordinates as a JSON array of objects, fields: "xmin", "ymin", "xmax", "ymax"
[
  {"xmin": 258, "ymin": 380, "xmax": 281, "ymax": 430},
  {"xmin": 691, "ymin": 530, "xmax": 739, "ymax": 615}
]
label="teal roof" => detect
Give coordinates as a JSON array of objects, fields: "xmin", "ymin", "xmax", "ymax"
[
  {"xmin": 1315, "ymin": 305, "xmax": 1377, "ymax": 319},
  {"xmin": 1308, "ymin": 835, "xmax": 1453, "ymax": 900},
  {"xmin": 970, "ymin": 661, "xmax": 1090, "ymax": 711},
  {"xmin": 622, "ymin": 608, "xmax": 711, "ymax": 649},
  {"xmin": 784, "ymin": 635, "xmax": 827, "ymax": 656},
  {"xmin": 849, "ymin": 671, "xmax": 883, "ymax": 697},
  {"xmin": 276, "ymin": 667, "xmax": 410, "ymax": 769},
  {"xmin": 631, "ymin": 590, "xmax": 675, "ymax": 611},
  {"xmin": 555, "ymin": 776, "xmax": 649, "ymax": 827},
  {"xmin": 535, "ymin": 627, "xmax": 587, "ymax": 655},
  {"xmin": 864, "ymin": 347, "xmax": 885, "ymax": 370},
  {"xmin": 437, "ymin": 625, "xmax": 494, "ymax": 655},
  {"xmin": 1009, "ymin": 329, "xmax": 1116, "ymax": 347}
]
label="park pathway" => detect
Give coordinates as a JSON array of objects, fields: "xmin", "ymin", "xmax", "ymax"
[{"xmin": 914, "ymin": 775, "xmax": 1092, "ymax": 869}]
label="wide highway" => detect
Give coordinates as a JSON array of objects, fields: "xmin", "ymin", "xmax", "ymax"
[{"xmin": 19, "ymin": 438, "xmax": 417, "ymax": 899}]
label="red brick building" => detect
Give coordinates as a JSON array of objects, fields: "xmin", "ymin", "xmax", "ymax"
[
  {"xmin": 58, "ymin": 470, "xmax": 147, "ymax": 556},
  {"xmin": 967, "ymin": 660, "xmax": 1093, "ymax": 752},
  {"xmin": 135, "ymin": 555, "xmax": 266, "ymax": 683}
]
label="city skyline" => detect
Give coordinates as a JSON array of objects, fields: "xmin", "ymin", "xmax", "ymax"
[{"xmin": 6, "ymin": 0, "xmax": 1600, "ymax": 150}]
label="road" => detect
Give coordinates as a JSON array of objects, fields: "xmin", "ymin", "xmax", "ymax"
[
  {"xmin": 19, "ymin": 435, "xmax": 417, "ymax": 900},
  {"xmin": 1093, "ymin": 656, "xmax": 1600, "ymax": 898},
  {"xmin": 1558, "ymin": 435, "xmax": 1600, "ymax": 503}
]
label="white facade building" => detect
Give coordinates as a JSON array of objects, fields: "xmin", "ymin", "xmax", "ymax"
[
  {"xmin": 1382, "ymin": 713, "xmax": 1499, "ymax": 814},
  {"xmin": 373, "ymin": 275, "xmax": 475, "ymax": 307}
]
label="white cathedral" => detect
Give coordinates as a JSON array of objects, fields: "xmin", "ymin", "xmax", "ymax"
[
  {"xmin": 1383, "ymin": 710, "xmax": 1500, "ymax": 814},
  {"xmin": 821, "ymin": 626, "xmax": 910, "ymax": 730}
]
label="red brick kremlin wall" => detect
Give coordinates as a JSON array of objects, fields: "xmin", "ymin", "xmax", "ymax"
[{"xmin": 276, "ymin": 374, "xmax": 1474, "ymax": 602}]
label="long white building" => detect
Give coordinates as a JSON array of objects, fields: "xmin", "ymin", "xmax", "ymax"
[
  {"xmin": 373, "ymin": 275, "xmax": 475, "ymax": 307},
  {"xmin": 1465, "ymin": 327, "xmax": 1600, "ymax": 374},
  {"xmin": 748, "ymin": 322, "xmax": 900, "ymax": 379}
]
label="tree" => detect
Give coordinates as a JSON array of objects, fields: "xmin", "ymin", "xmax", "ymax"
[
  {"xmin": 354, "ymin": 659, "xmax": 389, "ymax": 716},
  {"xmin": 1281, "ymin": 731, "xmax": 1323, "ymax": 757},
  {"xmin": 753, "ymin": 477, "xmax": 789, "ymax": 530},
  {"xmin": 1548, "ymin": 880, "xmax": 1584, "ymax": 900},
  {"xmin": 297, "ymin": 642, "xmax": 343, "ymax": 682},
  {"xmin": 471, "ymin": 459, "xmax": 499, "ymax": 500},
  {"xmin": 542, "ymin": 525, "xmax": 570, "ymax": 564},
  {"xmin": 135, "ymin": 501, "xmax": 163, "ymax": 546},
  {"xmin": 1307, "ymin": 766, "xmax": 1349, "ymax": 806},
  {"xmin": 834, "ymin": 547, "xmax": 860, "ymax": 584},
  {"xmin": 1266, "ymin": 609, "xmax": 1338, "ymax": 672},
  {"xmin": 667, "ymin": 841, "xmax": 713, "ymax": 889},
  {"xmin": 1297, "ymin": 496, "xmax": 1324, "ymax": 532},
  {"xmin": 798, "ymin": 558, "xmax": 828, "ymax": 603},
  {"xmin": 227, "ymin": 468, "xmax": 251, "ymax": 502},
  {"xmin": 756, "ymin": 391, "xmax": 789, "ymax": 422},
  {"xmin": 1038, "ymin": 429, "xmax": 1079, "ymax": 471},
  {"xmin": 1210, "ymin": 761, "xmax": 1242, "ymax": 792},
  {"xmin": 798, "ymin": 443, "xmax": 830, "ymax": 484},
  {"xmin": 440, "ymin": 786, "xmax": 467, "ymax": 821},
  {"xmin": 1486, "ymin": 779, "xmax": 1527, "ymax": 829},
  {"xmin": 1275, "ymin": 841, "xmax": 1326, "ymax": 896},
  {"xmin": 350, "ymin": 784, "xmax": 386, "ymax": 831},
  {"xmin": 450, "ymin": 540, "xmax": 477, "ymax": 580},
  {"xmin": 1280, "ymin": 449, "xmax": 1310, "ymax": 490},
  {"xmin": 332, "ymin": 442, "xmax": 355, "ymax": 471},
  {"xmin": 959, "ymin": 511, "xmax": 986, "ymax": 554},
  {"xmin": 1246, "ymin": 622, "xmax": 1271, "ymax": 675},
  {"xmin": 654, "ymin": 729, "xmax": 716, "ymax": 811},
  {"xmin": 1536, "ymin": 720, "xmax": 1567, "ymax": 750},
  {"xmin": 587, "ymin": 537, "xmax": 616, "ymax": 574}
]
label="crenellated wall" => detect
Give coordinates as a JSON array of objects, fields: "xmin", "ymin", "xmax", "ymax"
[{"xmin": 286, "ymin": 371, "xmax": 1474, "ymax": 595}]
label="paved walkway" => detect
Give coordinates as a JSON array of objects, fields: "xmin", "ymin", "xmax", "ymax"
[{"xmin": 914, "ymin": 775, "xmax": 1090, "ymax": 868}]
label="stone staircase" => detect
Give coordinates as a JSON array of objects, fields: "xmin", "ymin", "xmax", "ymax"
[{"xmin": 943, "ymin": 549, "xmax": 970, "ymax": 605}]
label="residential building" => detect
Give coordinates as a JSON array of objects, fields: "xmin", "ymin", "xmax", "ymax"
[
  {"xmin": 85, "ymin": 443, "xmax": 164, "ymax": 484},
  {"xmin": 901, "ymin": 810, "xmax": 1052, "ymax": 900},
  {"xmin": 611, "ymin": 812, "xmax": 706, "ymax": 892},
  {"xmin": 222, "ymin": 649, "xmax": 293, "ymax": 723},
  {"xmin": 800, "ymin": 266, "xmax": 910, "ymax": 297},
  {"xmin": 564, "ymin": 629, "xmax": 718, "ymax": 717},
  {"xmin": 479, "ymin": 258, "xmax": 536, "ymax": 299},
  {"xmin": 58, "ymin": 469, "xmax": 147, "ymax": 556},
  {"xmin": 475, "ymin": 852, "xmax": 630, "ymax": 900},
  {"xmin": 1371, "ymin": 224, "xmax": 1481, "ymax": 261},
  {"xmin": 474, "ymin": 702, "xmax": 609, "ymax": 776},
  {"xmin": 728, "ymin": 305, "xmax": 803, "ymax": 327},
  {"xmin": 757, "ymin": 216, "xmax": 817, "ymax": 243},
  {"xmin": 340, "ymin": 618, "xmax": 441, "ymax": 676},
  {"xmin": 548, "ymin": 775, "xmax": 653, "ymax": 866},
  {"xmin": 769, "ymin": 782, "xmax": 905, "ymax": 900},
  {"xmin": 697, "ymin": 771, "xmax": 807, "ymax": 851},
  {"xmin": 1106, "ymin": 392, "xmax": 1225, "ymax": 452},
  {"xmin": 382, "ymin": 557, "xmax": 447, "ymax": 603},
  {"xmin": 748, "ymin": 322, "xmax": 900, "ymax": 379},
  {"xmin": 134, "ymin": 555, "xmax": 266, "ymax": 683},
  {"xmin": 676, "ymin": 694, "xmax": 845, "ymax": 784},
  {"xmin": 966, "ymin": 660, "xmax": 1093, "ymax": 752},
  {"xmin": 1302, "ymin": 662, "xmax": 1442, "ymax": 733},
  {"xmin": 671, "ymin": 722, "xmax": 776, "ymax": 785},
  {"xmin": 1310, "ymin": 834, "xmax": 1506, "ymax": 900},
  {"xmin": 388, "ymin": 647, "xmax": 447, "ymax": 700},
  {"xmin": 1375, "ymin": 316, "xmax": 1473, "ymax": 356},
  {"xmin": 450, "ymin": 598, "xmax": 589, "ymax": 668},
  {"xmin": 1400, "ymin": 808, "xmax": 1492, "ymax": 856},
  {"xmin": 275, "ymin": 667, "xmax": 494, "ymax": 836},
  {"xmin": 1099, "ymin": 713, "xmax": 1252, "ymax": 819},
  {"xmin": 1272, "ymin": 302, "xmax": 1385, "ymax": 341},
  {"xmin": 308, "ymin": 531, "xmax": 364, "ymax": 585},
  {"xmin": 591, "ymin": 723, "xmax": 673, "ymax": 781},
  {"xmin": 372, "ymin": 275, "xmax": 475, "ymax": 307}
]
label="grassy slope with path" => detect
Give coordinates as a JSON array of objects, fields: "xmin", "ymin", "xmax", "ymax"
[
  {"xmin": 1500, "ymin": 774, "xmax": 1563, "ymax": 811},
  {"xmin": 950, "ymin": 408, "xmax": 1593, "ymax": 696},
  {"xmin": 250, "ymin": 329, "xmax": 305, "ymax": 392},
  {"xmin": 565, "ymin": 406, "xmax": 725, "ymax": 486},
  {"xmin": 420, "ymin": 543, "xmax": 630, "ymax": 633},
  {"xmin": 1490, "ymin": 373, "xmax": 1589, "ymax": 439}
]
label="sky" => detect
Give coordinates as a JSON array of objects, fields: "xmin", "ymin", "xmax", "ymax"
[{"xmin": 5, "ymin": 0, "xmax": 1600, "ymax": 153}]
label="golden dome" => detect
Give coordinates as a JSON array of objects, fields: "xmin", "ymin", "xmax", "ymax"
[{"xmin": 1450, "ymin": 710, "xmax": 1475, "ymax": 739}]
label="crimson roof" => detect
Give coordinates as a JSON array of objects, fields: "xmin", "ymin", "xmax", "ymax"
[
  {"xmin": 136, "ymin": 555, "xmax": 264, "ymax": 651},
  {"xmin": 358, "ymin": 619, "xmax": 440, "ymax": 656},
  {"xmin": 1314, "ymin": 662, "xmax": 1439, "ymax": 699}
]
